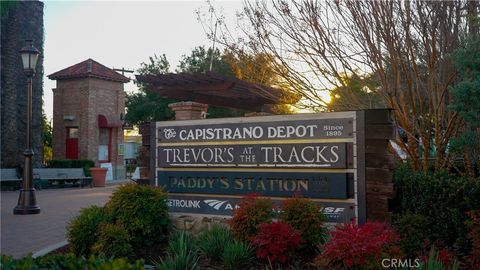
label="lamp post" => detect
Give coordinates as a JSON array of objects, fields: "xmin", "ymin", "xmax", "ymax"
[{"xmin": 14, "ymin": 40, "xmax": 41, "ymax": 215}]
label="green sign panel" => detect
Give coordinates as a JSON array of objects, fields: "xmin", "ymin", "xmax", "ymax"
[{"xmin": 159, "ymin": 171, "xmax": 352, "ymax": 199}]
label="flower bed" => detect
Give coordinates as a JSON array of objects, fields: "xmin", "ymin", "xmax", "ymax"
[{"xmin": 7, "ymin": 167, "xmax": 478, "ymax": 270}]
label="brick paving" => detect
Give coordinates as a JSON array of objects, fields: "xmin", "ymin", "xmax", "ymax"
[{"xmin": 0, "ymin": 185, "xmax": 119, "ymax": 258}]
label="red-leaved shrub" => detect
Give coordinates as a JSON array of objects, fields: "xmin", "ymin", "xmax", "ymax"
[
  {"xmin": 250, "ymin": 221, "xmax": 302, "ymax": 264},
  {"xmin": 280, "ymin": 196, "xmax": 326, "ymax": 248},
  {"xmin": 437, "ymin": 248, "xmax": 456, "ymax": 267},
  {"xmin": 315, "ymin": 221, "xmax": 402, "ymax": 270},
  {"xmin": 466, "ymin": 210, "xmax": 480, "ymax": 269},
  {"xmin": 228, "ymin": 194, "xmax": 275, "ymax": 241}
]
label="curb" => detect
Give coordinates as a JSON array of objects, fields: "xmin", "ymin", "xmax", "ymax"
[
  {"xmin": 32, "ymin": 240, "xmax": 68, "ymax": 258},
  {"xmin": 106, "ymin": 179, "xmax": 134, "ymax": 186}
]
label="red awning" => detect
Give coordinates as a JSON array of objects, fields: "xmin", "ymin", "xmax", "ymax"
[{"xmin": 98, "ymin": 114, "xmax": 123, "ymax": 128}]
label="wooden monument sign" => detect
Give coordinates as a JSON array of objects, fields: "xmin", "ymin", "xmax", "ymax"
[{"xmin": 151, "ymin": 109, "xmax": 395, "ymax": 224}]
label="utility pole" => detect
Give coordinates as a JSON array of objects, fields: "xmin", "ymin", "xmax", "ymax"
[{"xmin": 113, "ymin": 67, "xmax": 134, "ymax": 77}]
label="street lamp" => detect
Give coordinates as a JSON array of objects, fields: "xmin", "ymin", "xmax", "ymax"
[{"xmin": 14, "ymin": 40, "xmax": 41, "ymax": 215}]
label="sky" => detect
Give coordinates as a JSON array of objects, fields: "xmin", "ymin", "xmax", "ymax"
[{"xmin": 43, "ymin": 0, "xmax": 243, "ymax": 120}]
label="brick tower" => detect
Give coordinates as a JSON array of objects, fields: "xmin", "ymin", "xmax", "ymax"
[
  {"xmin": 1, "ymin": 1, "xmax": 44, "ymax": 168},
  {"xmin": 48, "ymin": 59, "xmax": 129, "ymax": 180}
]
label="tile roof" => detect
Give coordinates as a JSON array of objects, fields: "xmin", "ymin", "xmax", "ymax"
[{"xmin": 48, "ymin": 58, "xmax": 130, "ymax": 83}]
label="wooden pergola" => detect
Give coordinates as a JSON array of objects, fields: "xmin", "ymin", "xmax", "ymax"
[{"xmin": 135, "ymin": 72, "xmax": 299, "ymax": 111}]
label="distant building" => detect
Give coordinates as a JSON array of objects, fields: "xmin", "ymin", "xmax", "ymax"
[
  {"xmin": 124, "ymin": 135, "xmax": 141, "ymax": 161},
  {"xmin": 48, "ymin": 59, "xmax": 129, "ymax": 180},
  {"xmin": 1, "ymin": 1, "xmax": 44, "ymax": 168}
]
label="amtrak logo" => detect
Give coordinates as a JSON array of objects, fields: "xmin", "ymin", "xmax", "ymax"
[
  {"xmin": 204, "ymin": 199, "xmax": 240, "ymax": 211},
  {"xmin": 204, "ymin": 200, "xmax": 227, "ymax": 210}
]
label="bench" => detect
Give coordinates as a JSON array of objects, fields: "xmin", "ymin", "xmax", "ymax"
[
  {"xmin": 0, "ymin": 168, "xmax": 22, "ymax": 190},
  {"xmin": 33, "ymin": 168, "xmax": 92, "ymax": 188}
]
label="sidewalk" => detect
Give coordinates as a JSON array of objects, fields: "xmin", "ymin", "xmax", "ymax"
[{"xmin": 0, "ymin": 184, "xmax": 122, "ymax": 258}]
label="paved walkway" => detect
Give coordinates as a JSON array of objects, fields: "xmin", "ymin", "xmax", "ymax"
[{"xmin": 0, "ymin": 185, "xmax": 121, "ymax": 258}]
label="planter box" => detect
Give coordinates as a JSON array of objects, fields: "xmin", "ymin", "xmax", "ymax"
[{"xmin": 90, "ymin": 167, "xmax": 107, "ymax": 187}]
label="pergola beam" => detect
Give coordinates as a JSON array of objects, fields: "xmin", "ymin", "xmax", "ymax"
[{"xmin": 135, "ymin": 72, "xmax": 299, "ymax": 111}]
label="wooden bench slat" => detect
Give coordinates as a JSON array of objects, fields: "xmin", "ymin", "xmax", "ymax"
[
  {"xmin": 1, "ymin": 169, "xmax": 21, "ymax": 181},
  {"xmin": 2, "ymin": 168, "xmax": 93, "ymax": 190},
  {"xmin": 33, "ymin": 168, "xmax": 92, "ymax": 188}
]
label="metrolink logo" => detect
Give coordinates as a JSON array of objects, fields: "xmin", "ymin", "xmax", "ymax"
[
  {"xmin": 204, "ymin": 199, "xmax": 240, "ymax": 211},
  {"xmin": 167, "ymin": 199, "xmax": 201, "ymax": 208}
]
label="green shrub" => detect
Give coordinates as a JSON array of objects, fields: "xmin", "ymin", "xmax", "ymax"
[
  {"xmin": 222, "ymin": 240, "xmax": 253, "ymax": 270},
  {"xmin": 196, "ymin": 224, "xmax": 233, "ymax": 262},
  {"xmin": 92, "ymin": 222, "xmax": 133, "ymax": 259},
  {"xmin": 0, "ymin": 254, "xmax": 144, "ymax": 270},
  {"xmin": 125, "ymin": 163, "xmax": 137, "ymax": 174},
  {"xmin": 465, "ymin": 210, "xmax": 480, "ymax": 269},
  {"xmin": 156, "ymin": 230, "xmax": 198, "ymax": 270},
  {"xmin": 71, "ymin": 159, "xmax": 95, "ymax": 177},
  {"xmin": 167, "ymin": 230, "xmax": 197, "ymax": 255},
  {"xmin": 105, "ymin": 183, "xmax": 169, "ymax": 250},
  {"xmin": 394, "ymin": 212, "xmax": 431, "ymax": 257},
  {"xmin": 419, "ymin": 247, "xmax": 459, "ymax": 270},
  {"xmin": 156, "ymin": 253, "xmax": 198, "ymax": 270},
  {"xmin": 48, "ymin": 159, "xmax": 73, "ymax": 168},
  {"xmin": 280, "ymin": 197, "xmax": 326, "ymax": 248},
  {"xmin": 392, "ymin": 165, "xmax": 480, "ymax": 255},
  {"xmin": 67, "ymin": 205, "xmax": 110, "ymax": 257},
  {"xmin": 228, "ymin": 194, "xmax": 275, "ymax": 241},
  {"xmin": 48, "ymin": 159, "xmax": 95, "ymax": 176}
]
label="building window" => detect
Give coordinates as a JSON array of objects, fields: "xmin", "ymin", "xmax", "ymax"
[
  {"xmin": 118, "ymin": 144, "xmax": 125, "ymax": 156},
  {"xmin": 98, "ymin": 128, "xmax": 111, "ymax": 161},
  {"xmin": 68, "ymin": 127, "xmax": 79, "ymax": 138}
]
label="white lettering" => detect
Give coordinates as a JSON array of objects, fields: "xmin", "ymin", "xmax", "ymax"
[
  {"xmin": 186, "ymin": 130, "xmax": 194, "ymax": 140},
  {"xmin": 286, "ymin": 126, "xmax": 296, "ymax": 137},
  {"xmin": 296, "ymin": 126, "xmax": 306, "ymax": 137},
  {"xmin": 183, "ymin": 148, "xmax": 191, "ymax": 163},
  {"xmin": 253, "ymin": 127, "xmax": 263, "ymax": 138},
  {"xmin": 306, "ymin": 125, "xmax": 318, "ymax": 137},
  {"xmin": 330, "ymin": 146, "xmax": 339, "ymax": 162},
  {"xmin": 267, "ymin": 127, "xmax": 276, "ymax": 138},
  {"xmin": 315, "ymin": 146, "xmax": 329, "ymax": 162},
  {"xmin": 163, "ymin": 148, "xmax": 173, "ymax": 162},
  {"xmin": 226, "ymin": 148, "xmax": 234, "ymax": 162},
  {"xmin": 179, "ymin": 130, "xmax": 187, "ymax": 140},
  {"xmin": 232, "ymin": 128, "xmax": 242, "ymax": 139},
  {"xmin": 201, "ymin": 148, "xmax": 214, "ymax": 163},
  {"xmin": 287, "ymin": 147, "xmax": 300, "ymax": 163},
  {"xmin": 173, "ymin": 124, "xmax": 321, "ymax": 141},
  {"xmin": 261, "ymin": 147, "xmax": 273, "ymax": 162},
  {"xmin": 205, "ymin": 128, "xmax": 214, "ymax": 139},
  {"xmin": 277, "ymin": 126, "xmax": 286, "ymax": 138},
  {"xmin": 168, "ymin": 199, "xmax": 201, "ymax": 209},
  {"xmin": 273, "ymin": 147, "xmax": 286, "ymax": 163},
  {"xmin": 300, "ymin": 146, "xmax": 315, "ymax": 163}
]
